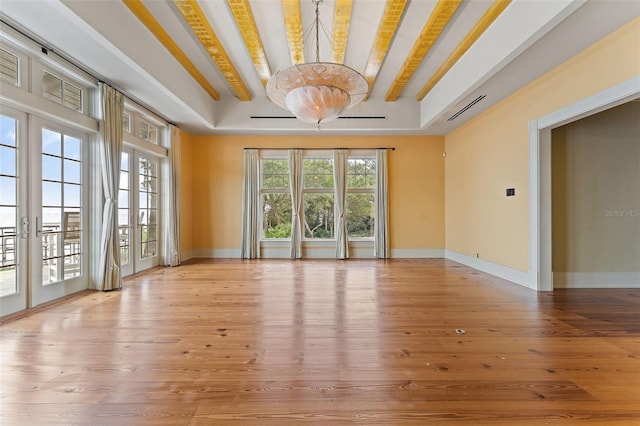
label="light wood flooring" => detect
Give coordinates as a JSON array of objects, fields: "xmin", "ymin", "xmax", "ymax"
[{"xmin": 1, "ymin": 259, "xmax": 639, "ymax": 425}]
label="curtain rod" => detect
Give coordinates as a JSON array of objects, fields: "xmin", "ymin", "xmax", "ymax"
[{"xmin": 243, "ymin": 147, "xmax": 395, "ymax": 151}]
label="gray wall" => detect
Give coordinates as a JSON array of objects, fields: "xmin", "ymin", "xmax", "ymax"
[{"xmin": 552, "ymin": 101, "xmax": 640, "ymax": 274}]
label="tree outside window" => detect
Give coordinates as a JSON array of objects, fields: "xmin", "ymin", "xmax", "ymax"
[
  {"xmin": 347, "ymin": 158, "xmax": 375, "ymax": 238},
  {"xmin": 261, "ymin": 158, "xmax": 292, "ymax": 238},
  {"xmin": 260, "ymin": 154, "xmax": 376, "ymax": 241},
  {"xmin": 303, "ymin": 158, "xmax": 334, "ymax": 239}
]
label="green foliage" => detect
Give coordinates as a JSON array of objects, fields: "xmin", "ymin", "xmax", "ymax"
[
  {"xmin": 262, "ymin": 193, "xmax": 292, "ymax": 239},
  {"xmin": 304, "ymin": 193, "xmax": 334, "ymax": 238},
  {"xmin": 347, "ymin": 158, "xmax": 375, "ymax": 188},
  {"xmin": 262, "ymin": 159, "xmax": 289, "ymax": 189},
  {"xmin": 304, "ymin": 159, "xmax": 334, "ymax": 188},
  {"xmin": 347, "ymin": 193, "xmax": 374, "ymax": 237},
  {"xmin": 264, "ymin": 222, "xmax": 291, "ymax": 239}
]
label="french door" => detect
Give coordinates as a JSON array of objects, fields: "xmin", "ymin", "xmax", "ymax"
[
  {"xmin": 119, "ymin": 147, "xmax": 160, "ymax": 277},
  {"xmin": 0, "ymin": 110, "xmax": 89, "ymax": 316}
]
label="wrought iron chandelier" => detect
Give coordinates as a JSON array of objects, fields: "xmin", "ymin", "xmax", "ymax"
[{"xmin": 266, "ymin": 0, "xmax": 368, "ymax": 127}]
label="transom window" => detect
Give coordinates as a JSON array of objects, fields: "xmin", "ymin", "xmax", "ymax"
[
  {"xmin": 122, "ymin": 111, "xmax": 131, "ymax": 134},
  {"xmin": 42, "ymin": 71, "xmax": 83, "ymax": 112},
  {"xmin": 138, "ymin": 119, "xmax": 158, "ymax": 144},
  {"xmin": 0, "ymin": 48, "xmax": 18, "ymax": 86}
]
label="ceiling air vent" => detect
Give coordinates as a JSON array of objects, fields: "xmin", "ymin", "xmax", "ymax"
[{"xmin": 447, "ymin": 95, "xmax": 486, "ymax": 122}]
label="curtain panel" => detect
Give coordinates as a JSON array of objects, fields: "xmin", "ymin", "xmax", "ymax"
[
  {"xmin": 334, "ymin": 150, "xmax": 349, "ymax": 259},
  {"xmin": 163, "ymin": 125, "xmax": 181, "ymax": 266},
  {"xmin": 374, "ymin": 149, "xmax": 389, "ymax": 259},
  {"xmin": 97, "ymin": 83, "xmax": 124, "ymax": 290},
  {"xmin": 289, "ymin": 149, "xmax": 304, "ymax": 259},
  {"xmin": 241, "ymin": 149, "xmax": 260, "ymax": 259}
]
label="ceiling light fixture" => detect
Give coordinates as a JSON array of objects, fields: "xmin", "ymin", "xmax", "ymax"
[{"xmin": 266, "ymin": 0, "xmax": 368, "ymax": 129}]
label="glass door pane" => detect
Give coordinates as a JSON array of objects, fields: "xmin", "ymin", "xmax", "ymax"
[
  {"xmin": 135, "ymin": 154, "xmax": 159, "ymax": 272},
  {"xmin": 30, "ymin": 117, "xmax": 88, "ymax": 307},
  {"xmin": 119, "ymin": 150, "xmax": 132, "ymax": 276},
  {"xmin": 0, "ymin": 109, "xmax": 27, "ymax": 316},
  {"xmin": 119, "ymin": 149, "xmax": 160, "ymax": 276}
]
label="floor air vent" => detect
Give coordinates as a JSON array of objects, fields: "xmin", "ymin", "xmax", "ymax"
[{"xmin": 447, "ymin": 95, "xmax": 486, "ymax": 122}]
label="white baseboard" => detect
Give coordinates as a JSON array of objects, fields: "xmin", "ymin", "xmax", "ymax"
[
  {"xmin": 444, "ymin": 250, "xmax": 531, "ymax": 289},
  {"xmin": 183, "ymin": 247, "xmax": 446, "ymax": 259},
  {"xmin": 181, "ymin": 249, "xmax": 194, "ymax": 262},
  {"xmin": 187, "ymin": 249, "xmax": 241, "ymax": 259},
  {"xmin": 391, "ymin": 249, "xmax": 444, "ymax": 258},
  {"xmin": 554, "ymin": 272, "xmax": 640, "ymax": 288}
]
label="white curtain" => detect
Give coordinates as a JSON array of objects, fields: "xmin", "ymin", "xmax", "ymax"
[
  {"xmin": 289, "ymin": 149, "xmax": 303, "ymax": 258},
  {"xmin": 241, "ymin": 149, "xmax": 260, "ymax": 259},
  {"xmin": 375, "ymin": 149, "xmax": 389, "ymax": 259},
  {"xmin": 163, "ymin": 125, "xmax": 181, "ymax": 266},
  {"xmin": 97, "ymin": 83, "xmax": 124, "ymax": 290},
  {"xmin": 334, "ymin": 150, "xmax": 349, "ymax": 259}
]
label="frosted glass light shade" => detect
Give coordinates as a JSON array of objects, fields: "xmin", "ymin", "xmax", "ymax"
[
  {"xmin": 266, "ymin": 62, "xmax": 368, "ymax": 125},
  {"xmin": 285, "ymin": 85, "xmax": 350, "ymax": 124}
]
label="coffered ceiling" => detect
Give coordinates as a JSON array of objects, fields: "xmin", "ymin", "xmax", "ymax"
[{"xmin": 0, "ymin": 0, "xmax": 638, "ymax": 135}]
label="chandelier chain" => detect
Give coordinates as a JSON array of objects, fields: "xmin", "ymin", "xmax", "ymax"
[{"xmin": 314, "ymin": 0, "xmax": 320, "ymax": 63}]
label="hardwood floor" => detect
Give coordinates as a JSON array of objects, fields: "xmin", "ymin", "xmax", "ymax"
[{"xmin": 1, "ymin": 259, "xmax": 639, "ymax": 425}]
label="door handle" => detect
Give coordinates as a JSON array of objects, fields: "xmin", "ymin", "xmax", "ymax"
[
  {"xmin": 20, "ymin": 216, "xmax": 29, "ymax": 239},
  {"xmin": 35, "ymin": 216, "xmax": 42, "ymax": 238}
]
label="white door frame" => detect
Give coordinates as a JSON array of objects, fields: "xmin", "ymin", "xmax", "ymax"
[
  {"xmin": 29, "ymin": 116, "xmax": 90, "ymax": 306},
  {"xmin": 119, "ymin": 147, "xmax": 161, "ymax": 277},
  {"xmin": 528, "ymin": 76, "xmax": 640, "ymax": 291}
]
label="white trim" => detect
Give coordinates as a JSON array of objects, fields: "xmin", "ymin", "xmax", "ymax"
[
  {"xmin": 260, "ymin": 239, "xmax": 379, "ymax": 259},
  {"xmin": 391, "ymin": 249, "xmax": 444, "ymax": 258},
  {"xmin": 189, "ymin": 245, "xmax": 446, "ymax": 259},
  {"xmin": 445, "ymin": 250, "xmax": 530, "ymax": 288},
  {"xmin": 0, "ymin": 81, "xmax": 98, "ymax": 133},
  {"xmin": 529, "ymin": 76, "xmax": 640, "ymax": 291},
  {"xmin": 554, "ymin": 272, "xmax": 640, "ymax": 288},
  {"xmin": 189, "ymin": 249, "xmax": 241, "ymax": 258}
]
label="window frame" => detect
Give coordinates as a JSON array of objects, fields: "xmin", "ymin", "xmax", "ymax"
[
  {"xmin": 259, "ymin": 149, "xmax": 378, "ymax": 250},
  {"xmin": 259, "ymin": 153, "xmax": 291, "ymax": 241},
  {"xmin": 346, "ymin": 154, "xmax": 376, "ymax": 241},
  {"xmin": 123, "ymin": 105, "xmax": 164, "ymax": 148},
  {"xmin": 302, "ymin": 151, "xmax": 335, "ymax": 240}
]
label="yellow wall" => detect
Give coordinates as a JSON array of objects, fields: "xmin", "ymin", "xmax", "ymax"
[
  {"xmin": 186, "ymin": 135, "xmax": 444, "ymax": 253},
  {"xmin": 179, "ymin": 130, "xmax": 193, "ymax": 253},
  {"xmin": 444, "ymin": 17, "xmax": 640, "ymax": 271}
]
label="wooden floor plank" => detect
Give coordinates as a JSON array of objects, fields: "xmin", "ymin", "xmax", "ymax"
[{"xmin": 1, "ymin": 259, "xmax": 639, "ymax": 424}]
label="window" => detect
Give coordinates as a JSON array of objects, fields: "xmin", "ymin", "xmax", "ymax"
[
  {"xmin": 303, "ymin": 158, "xmax": 334, "ymax": 239},
  {"xmin": 346, "ymin": 158, "xmax": 375, "ymax": 238},
  {"xmin": 261, "ymin": 158, "xmax": 291, "ymax": 238},
  {"xmin": 122, "ymin": 111, "xmax": 131, "ymax": 134},
  {"xmin": 0, "ymin": 48, "xmax": 18, "ymax": 86},
  {"xmin": 257, "ymin": 151, "xmax": 380, "ymax": 249},
  {"xmin": 42, "ymin": 71, "xmax": 83, "ymax": 112},
  {"xmin": 138, "ymin": 119, "xmax": 158, "ymax": 144}
]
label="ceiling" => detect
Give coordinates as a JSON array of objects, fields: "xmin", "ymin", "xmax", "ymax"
[{"xmin": 0, "ymin": 0, "xmax": 638, "ymax": 135}]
